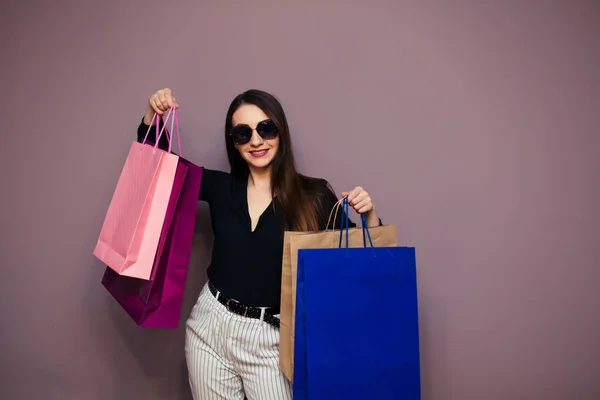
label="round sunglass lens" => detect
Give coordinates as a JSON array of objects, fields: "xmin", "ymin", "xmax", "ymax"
[
  {"xmin": 231, "ymin": 126, "xmax": 252, "ymax": 144},
  {"xmin": 258, "ymin": 120, "xmax": 278, "ymax": 139}
]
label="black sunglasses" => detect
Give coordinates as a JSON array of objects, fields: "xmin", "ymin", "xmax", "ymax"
[{"xmin": 230, "ymin": 119, "xmax": 279, "ymax": 145}]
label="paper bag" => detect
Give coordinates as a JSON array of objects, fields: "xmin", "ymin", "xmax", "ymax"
[
  {"xmin": 279, "ymin": 223, "xmax": 398, "ymax": 381},
  {"xmin": 93, "ymin": 110, "xmax": 179, "ymax": 280},
  {"xmin": 102, "ymin": 156, "xmax": 202, "ymax": 327}
]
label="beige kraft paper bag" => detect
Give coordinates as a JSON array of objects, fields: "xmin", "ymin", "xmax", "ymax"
[{"xmin": 279, "ymin": 219, "xmax": 398, "ymax": 381}]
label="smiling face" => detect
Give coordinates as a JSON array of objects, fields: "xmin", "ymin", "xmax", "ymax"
[{"xmin": 231, "ymin": 104, "xmax": 280, "ymax": 172}]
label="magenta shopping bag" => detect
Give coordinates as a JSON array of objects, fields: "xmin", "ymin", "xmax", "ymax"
[{"xmin": 102, "ymin": 109, "xmax": 202, "ymax": 328}]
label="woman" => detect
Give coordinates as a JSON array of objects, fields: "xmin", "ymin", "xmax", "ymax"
[{"xmin": 137, "ymin": 88, "xmax": 382, "ymax": 400}]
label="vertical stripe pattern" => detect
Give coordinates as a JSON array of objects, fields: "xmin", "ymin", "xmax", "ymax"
[{"xmin": 185, "ymin": 283, "xmax": 293, "ymax": 400}]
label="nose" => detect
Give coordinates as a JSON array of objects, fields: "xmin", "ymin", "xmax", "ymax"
[{"xmin": 249, "ymin": 128, "xmax": 264, "ymax": 146}]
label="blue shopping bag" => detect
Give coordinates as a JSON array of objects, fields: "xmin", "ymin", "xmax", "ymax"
[{"xmin": 293, "ymin": 198, "xmax": 421, "ymax": 399}]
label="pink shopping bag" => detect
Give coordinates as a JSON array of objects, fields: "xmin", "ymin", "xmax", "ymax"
[
  {"xmin": 102, "ymin": 108, "xmax": 202, "ymax": 327},
  {"xmin": 93, "ymin": 109, "xmax": 179, "ymax": 280},
  {"xmin": 102, "ymin": 153, "xmax": 202, "ymax": 327}
]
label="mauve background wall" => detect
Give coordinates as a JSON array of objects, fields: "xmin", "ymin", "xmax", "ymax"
[{"xmin": 1, "ymin": 1, "xmax": 599, "ymax": 399}]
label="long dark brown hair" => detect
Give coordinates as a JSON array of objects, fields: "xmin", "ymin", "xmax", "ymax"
[{"xmin": 224, "ymin": 89, "xmax": 322, "ymax": 232}]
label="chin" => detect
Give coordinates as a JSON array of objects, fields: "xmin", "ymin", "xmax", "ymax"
[{"xmin": 247, "ymin": 158, "xmax": 274, "ymax": 170}]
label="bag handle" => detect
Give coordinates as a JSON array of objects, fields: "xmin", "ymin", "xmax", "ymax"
[
  {"xmin": 158, "ymin": 106, "xmax": 183, "ymax": 156},
  {"xmin": 141, "ymin": 107, "xmax": 172, "ymax": 151},
  {"xmin": 361, "ymin": 212, "xmax": 374, "ymax": 249},
  {"xmin": 339, "ymin": 197, "xmax": 350, "ymax": 248},
  {"xmin": 325, "ymin": 197, "xmax": 344, "ymax": 232},
  {"xmin": 331, "ymin": 196, "xmax": 375, "ymax": 251},
  {"xmin": 326, "ymin": 197, "xmax": 375, "ymax": 248},
  {"xmin": 141, "ymin": 105, "xmax": 181, "ymax": 155}
]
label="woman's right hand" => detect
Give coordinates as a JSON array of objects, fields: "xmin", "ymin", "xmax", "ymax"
[{"xmin": 144, "ymin": 88, "xmax": 179, "ymax": 125}]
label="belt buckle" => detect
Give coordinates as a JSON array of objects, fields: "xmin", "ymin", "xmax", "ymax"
[
  {"xmin": 225, "ymin": 298, "xmax": 237, "ymax": 312},
  {"xmin": 225, "ymin": 298, "xmax": 248, "ymax": 317}
]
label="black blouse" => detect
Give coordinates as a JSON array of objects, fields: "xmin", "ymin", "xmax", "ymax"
[{"xmin": 137, "ymin": 120, "xmax": 357, "ymax": 307}]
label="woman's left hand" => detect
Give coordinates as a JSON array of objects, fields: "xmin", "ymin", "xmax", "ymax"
[
  {"xmin": 342, "ymin": 186, "xmax": 380, "ymax": 227},
  {"xmin": 341, "ymin": 186, "xmax": 375, "ymax": 215}
]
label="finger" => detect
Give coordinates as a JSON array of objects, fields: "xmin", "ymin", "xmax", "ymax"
[
  {"xmin": 165, "ymin": 93, "xmax": 175, "ymax": 108},
  {"xmin": 341, "ymin": 191, "xmax": 356, "ymax": 202},
  {"xmin": 347, "ymin": 188, "xmax": 361, "ymax": 202},
  {"xmin": 155, "ymin": 91, "xmax": 171, "ymax": 109},
  {"xmin": 350, "ymin": 192, "xmax": 369, "ymax": 206},
  {"xmin": 350, "ymin": 190, "xmax": 368, "ymax": 206},
  {"xmin": 151, "ymin": 94, "xmax": 162, "ymax": 109},
  {"xmin": 150, "ymin": 98, "xmax": 164, "ymax": 115},
  {"xmin": 163, "ymin": 89, "xmax": 176, "ymax": 108},
  {"xmin": 172, "ymin": 96, "xmax": 179, "ymax": 108},
  {"xmin": 353, "ymin": 197, "xmax": 371, "ymax": 210},
  {"xmin": 162, "ymin": 88, "xmax": 172, "ymax": 106},
  {"xmin": 157, "ymin": 94, "xmax": 171, "ymax": 110},
  {"xmin": 356, "ymin": 204, "xmax": 372, "ymax": 214},
  {"xmin": 354, "ymin": 199, "xmax": 373, "ymax": 214}
]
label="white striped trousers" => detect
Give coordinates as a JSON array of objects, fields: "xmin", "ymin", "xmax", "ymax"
[{"xmin": 185, "ymin": 282, "xmax": 292, "ymax": 400}]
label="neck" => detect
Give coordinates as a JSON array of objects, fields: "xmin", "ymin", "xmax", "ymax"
[{"xmin": 248, "ymin": 165, "xmax": 272, "ymax": 189}]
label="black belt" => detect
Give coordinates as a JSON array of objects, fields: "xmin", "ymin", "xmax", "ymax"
[{"xmin": 208, "ymin": 281, "xmax": 280, "ymax": 329}]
